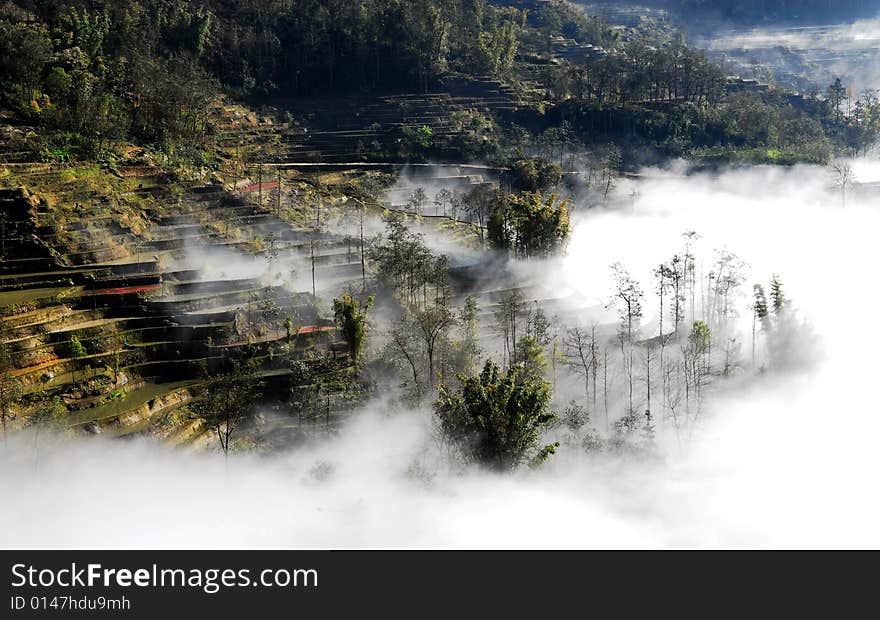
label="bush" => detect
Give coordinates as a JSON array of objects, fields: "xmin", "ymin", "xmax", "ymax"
[
  {"xmin": 435, "ymin": 359, "xmax": 557, "ymax": 470},
  {"xmin": 66, "ymin": 335, "xmax": 86, "ymax": 358}
]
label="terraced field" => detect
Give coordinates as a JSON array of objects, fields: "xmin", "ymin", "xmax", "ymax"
[
  {"xmin": 0, "ymin": 66, "xmax": 593, "ymax": 450},
  {"xmin": 0, "ymin": 118, "xmax": 366, "ymax": 445}
]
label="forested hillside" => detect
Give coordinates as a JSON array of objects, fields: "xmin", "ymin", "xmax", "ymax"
[
  {"xmin": 2, "ymin": 0, "xmax": 877, "ymax": 166},
  {"xmin": 0, "ymin": 1, "xmax": 601, "ymax": 154}
]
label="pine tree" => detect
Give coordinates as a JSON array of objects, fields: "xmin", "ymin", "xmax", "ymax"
[{"xmin": 770, "ymin": 275, "xmax": 785, "ymax": 315}]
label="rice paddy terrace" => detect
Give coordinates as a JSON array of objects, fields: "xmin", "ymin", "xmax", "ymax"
[
  {"xmin": 0, "ymin": 65, "xmax": 605, "ymax": 449},
  {"xmin": 275, "ymin": 76, "xmax": 521, "ymax": 164},
  {"xmin": 694, "ymin": 21, "xmax": 880, "ymax": 94},
  {"xmin": 0, "ymin": 130, "xmax": 363, "ymax": 445}
]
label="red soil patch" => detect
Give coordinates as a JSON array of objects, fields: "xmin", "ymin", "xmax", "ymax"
[
  {"xmin": 240, "ymin": 181, "xmax": 280, "ymax": 193},
  {"xmin": 88, "ymin": 284, "xmax": 162, "ymax": 296},
  {"xmin": 296, "ymin": 325, "xmax": 335, "ymax": 335}
]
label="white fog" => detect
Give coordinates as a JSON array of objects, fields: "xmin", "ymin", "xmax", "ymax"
[{"xmin": 3, "ymin": 161, "xmax": 877, "ymax": 549}]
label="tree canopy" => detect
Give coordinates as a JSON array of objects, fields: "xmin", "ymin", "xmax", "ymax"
[
  {"xmin": 435, "ymin": 359, "xmax": 557, "ymax": 470},
  {"xmin": 487, "ymin": 190, "xmax": 572, "ymax": 258}
]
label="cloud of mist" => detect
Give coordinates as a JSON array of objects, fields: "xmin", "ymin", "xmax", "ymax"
[
  {"xmin": 2, "ymin": 161, "xmax": 879, "ymax": 549},
  {"xmin": 694, "ymin": 18, "xmax": 880, "ymax": 92}
]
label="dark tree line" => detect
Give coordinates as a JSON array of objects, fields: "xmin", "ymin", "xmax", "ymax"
[
  {"xmin": 552, "ymin": 38, "xmax": 727, "ymax": 107},
  {"xmin": 0, "ymin": 2, "xmax": 217, "ymax": 153},
  {"xmin": 0, "ymin": 0, "xmax": 572, "ymax": 154}
]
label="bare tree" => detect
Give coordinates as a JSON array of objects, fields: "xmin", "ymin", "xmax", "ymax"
[
  {"xmin": 563, "ymin": 326, "xmax": 595, "ymax": 403},
  {"xmin": 602, "ymin": 142, "xmax": 621, "ymax": 200},
  {"xmin": 387, "ymin": 318, "xmax": 424, "ymax": 402},
  {"xmin": 264, "ymin": 231, "xmax": 279, "ymax": 276},
  {"xmin": 681, "ymin": 230, "xmax": 700, "ymax": 322},
  {"xmin": 494, "ymin": 289, "xmax": 525, "ymax": 366},
  {"xmin": 706, "ymin": 249, "xmax": 747, "ymax": 331},
  {"xmin": 643, "ymin": 342, "xmax": 656, "ymax": 417},
  {"xmin": 831, "ymin": 160, "xmax": 855, "ymax": 208},
  {"xmin": 463, "ymin": 186, "xmax": 494, "ymax": 244},
  {"xmin": 414, "ymin": 304, "xmax": 455, "ymax": 392},
  {"xmin": 408, "ymin": 187, "xmax": 428, "ymax": 216},
  {"xmin": 663, "ymin": 360, "xmax": 684, "ymax": 449},
  {"xmin": 610, "ymin": 263, "xmax": 643, "ymax": 414},
  {"xmin": 434, "ymin": 188, "xmax": 453, "ymax": 216},
  {"xmin": 602, "ymin": 348, "xmax": 609, "ymax": 432}
]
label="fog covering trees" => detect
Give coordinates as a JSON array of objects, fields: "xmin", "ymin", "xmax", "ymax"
[
  {"xmin": 360, "ymin": 171, "xmax": 815, "ymax": 469},
  {"xmin": 0, "ymin": 158, "xmax": 862, "ymax": 547}
]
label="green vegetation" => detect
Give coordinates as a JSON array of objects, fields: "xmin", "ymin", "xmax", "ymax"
[
  {"xmin": 487, "ymin": 190, "xmax": 572, "ymax": 258},
  {"xmin": 333, "ymin": 294, "xmax": 374, "ymax": 365},
  {"xmin": 508, "ymin": 157, "xmax": 563, "ymax": 193},
  {"xmin": 1, "ymin": 0, "xmax": 871, "ymax": 165},
  {"xmin": 0, "ymin": 340, "xmax": 23, "ymax": 436},
  {"xmin": 0, "ymin": 1, "xmax": 843, "ymax": 462},
  {"xmin": 62, "ymin": 380, "xmax": 196, "ymax": 428},
  {"xmin": 0, "ymin": 6, "xmax": 214, "ymax": 158},
  {"xmin": 191, "ymin": 356, "xmax": 261, "ymax": 455},
  {"xmin": 65, "ymin": 335, "xmax": 86, "ymax": 358},
  {"xmin": 369, "ymin": 213, "xmax": 450, "ymax": 308},
  {"xmin": 435, "ymin": 359, "xmax": 557, "ymax": 470}
]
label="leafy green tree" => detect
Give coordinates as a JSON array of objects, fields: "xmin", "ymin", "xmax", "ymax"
[
  {"xmin": 369, "ymin": 213, "xmax": 448, "ymax": 309},
  {"xmin": 435, "ymin": 359, "xmax": 557, "ymax": 470},
  {"xmin": 752, "ymin": 285, "xmax": 768, "ymax": 323},
  {"xmin": 751, "ymin": 283, "xmax": 770, "ymax": 367},
  {"xmin": 284, "ymin": 316, "xmax": 295, "ymax": 344},
  {"xmin": 67, "ymin": 335, "xmax": 86, "ymax": 358},
  {"xmin": 192, "ymin": 357, "xmax": 261, "ymax": 455},
  {"xmin": 416, "ymin": 125, "xmax": 434, "ymax": 147},
  {"xmin": 827, "ymin": 78, "xmax": 846, "ymax": 125},
  {"xmin": 683, "ymin": 320, "xmax": 711, "ymax": 406},
  {"xmin": 508, "ymin": 157, "xmax": 563, "ymax": 193},
  {"xmin": 514, "ymin": 335, "xmax": 548, "ymax": 381},
  {"xmin": 0, "ymin": 22, "xmax": 51, "ymax": 103},
  {"xmin": 333, "ymin": 294, "xmax": 374, "ymax": 364},
  {"xmin": 487, "ymin": 191, "xmax": 572, "ymax": 258},
  {"xmin": 688, "ymin": 320, "xmax": 711, "ymax": 351}
]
